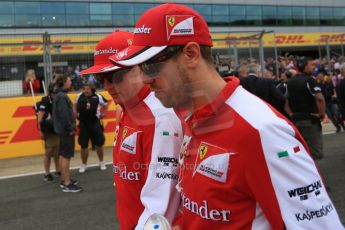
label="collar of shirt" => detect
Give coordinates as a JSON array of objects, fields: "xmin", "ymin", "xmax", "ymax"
[
  {"xmin": 123, "ymin": 84, "xmax": 150, "ymax": 110},
  {"xmin": 185, "ymin": 76, "xmax": 239, "ymax": 128}
]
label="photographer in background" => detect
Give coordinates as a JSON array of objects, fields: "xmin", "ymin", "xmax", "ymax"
[{"xmin": 37, "ymin": 83, "xmax": 60, "ymax": 181}]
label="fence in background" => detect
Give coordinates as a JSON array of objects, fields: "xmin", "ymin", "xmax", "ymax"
[{"xmin": 1, "ymin": 31, "xmax": 344, "ymax": 97}]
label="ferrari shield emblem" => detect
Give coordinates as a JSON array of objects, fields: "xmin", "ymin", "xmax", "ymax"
[
  {"xmin": 127, "ymin": 38, "xmax": 133, "ymax": 46},
  {"xmin": 168, "ymin": 16, "xmax": 175, "ymax": 27},
  {"xmin": 199, "ymin": 144, "xmax": 208, "ymax": 160}
]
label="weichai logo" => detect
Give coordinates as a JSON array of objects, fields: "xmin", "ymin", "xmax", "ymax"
[{"xmin": 288, "ymin": 180, "xmax": 322, "ymax": 201}]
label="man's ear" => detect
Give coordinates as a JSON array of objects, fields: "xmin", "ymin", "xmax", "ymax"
[{"xmin": 182, "ymin": 42, "xmax": 201, "ymax": 68}]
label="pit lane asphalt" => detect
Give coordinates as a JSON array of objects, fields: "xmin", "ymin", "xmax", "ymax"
[{"xmin": 0, "ymin": 133, "xmax": 344, "ymax": 230}]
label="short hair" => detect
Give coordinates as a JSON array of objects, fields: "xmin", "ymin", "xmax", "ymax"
[
  {"xmin": 296, "ymin": 56, "xmax": 313, "ymax": 72},
  {"xmin": 247, "ymin": 63, "xmax": 261, "ymax": 75},
  {"xmin": 83, "ymin": 82, "xmax": 96, "ymax": 93},
  {"xmin": 26, "ymin": 69, "xmax": 35, "ymax": 75},
  {"xmin": 169, "ymin": 45, "xmax": 214, "ymax": 66},
  {"xmin": 55, "ymin": 73, "xmax": 71, "ymax": 88},
  {"xmin": 200, "ymin": 46, "xmax": 214, "ymax": 66}
]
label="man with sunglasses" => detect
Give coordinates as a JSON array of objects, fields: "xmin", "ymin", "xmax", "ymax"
[
  {"xmin": 110, "ymin": 3, "xmax": 344, "ymax": 230},
  {"xmin": 80, "ymin": 30, "xmax": 183, "ymax": 230}
]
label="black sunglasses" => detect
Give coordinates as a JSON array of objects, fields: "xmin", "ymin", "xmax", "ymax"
[
  {"xmin": 139, "ymin": 46, "xmax": 183, "ymax": 78},
  {"xmin": 95, "ymin": 67, "xmax": 133, "ymax": 84}
]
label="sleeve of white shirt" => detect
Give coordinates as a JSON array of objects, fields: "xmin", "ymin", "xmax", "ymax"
[
  {"xmin": 253, "ymin": 120, "xmax": 344, "ymax": 229},
  {"xmin": 135, "ymin": 111, "xmax": 183, "ymax": 230},
  {"xmin": 96, "ymin": 93, "xmax": 108, "ymax": 106}
]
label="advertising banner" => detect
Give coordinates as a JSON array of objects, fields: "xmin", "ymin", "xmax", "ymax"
[
  {"xmin": 212, "ymin": 32, "xmax": 345, "ymax": 49},
  {"xmin": 0, "ymin": 91, "xmax": 116, "ymax": 159},
  {"xmin": 0, "ymin": 32, "xmax": 344, "ymax": 56}
]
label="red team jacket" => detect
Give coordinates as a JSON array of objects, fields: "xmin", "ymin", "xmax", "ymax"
[
  {"xmin": 112, "ymin": 86, "xmax": 183, "ymax": 230},
  {"xmin": 176, "ymin": 77, "xmax": 344, "ymax": 229}
]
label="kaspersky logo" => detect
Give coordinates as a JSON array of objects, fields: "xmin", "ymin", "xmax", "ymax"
[{"xmin": 166, "ymin": 15, "xmax": 194, "ymax": 40}]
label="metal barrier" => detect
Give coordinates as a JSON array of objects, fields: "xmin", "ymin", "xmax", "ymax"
[{"xmin": 0, "ymin": 32, "xmax": 107, "ymax": 97}]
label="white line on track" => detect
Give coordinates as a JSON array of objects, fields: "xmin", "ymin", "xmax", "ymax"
[
  {"xmin": 0, "ymin": 131, "xmax": 338, "ymax": 180},
  {"xmin": 0, "ymin": 161, "xmax": 113, "ymax": 180}
]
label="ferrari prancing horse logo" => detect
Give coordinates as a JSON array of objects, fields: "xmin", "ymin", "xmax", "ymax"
[
  {"xmin": 199, "ymin": 144, "xmax": 208, "ymax": 160},
  {"xmin": 168, "ymin": 16, "xmax": 175, "ymax": 27}
]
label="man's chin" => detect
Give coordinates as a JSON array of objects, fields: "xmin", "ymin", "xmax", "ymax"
[{"xmin": 157, "ymin": 97, "xmax": 174, "ymax": 108}]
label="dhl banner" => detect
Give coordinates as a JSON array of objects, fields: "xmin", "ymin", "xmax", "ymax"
[
  {"xmin": 0, "ymin": 91, "xmax": 116, "ymax": 160},
  {"xmin": 212, "ymin": 32, "xmax": 345, "ymax": 49},
  {"xmin": 0, "ymin": 34, "xmax": 103, "ymax": 56},
  {"xmin": 0, "ymin": 32, "xmax": 344, "ymax": 56}
]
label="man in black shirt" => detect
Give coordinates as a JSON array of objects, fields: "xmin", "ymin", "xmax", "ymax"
[
  {"xmin": 317, "ymin": 71, "xmax": 345, "ymax": 132},
  {"xmin": 75, "ymin": 83, "xmax": 109, "ymax": 173},
  {"xmin": 338, "ymin": 66, "xmax": 345, "ymax": 121},
  {"xmin": 285, "ymin": 57, "xmax": 326, "ymax": 160}
]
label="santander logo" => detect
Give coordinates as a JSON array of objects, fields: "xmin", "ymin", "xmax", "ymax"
[
  {"xmin": 134, "ymin": 25, "xmax": 152, "ymax": 34},
  {"xmin": 94, "ymin": 47, "xmax": 118, "ymax": 56}
]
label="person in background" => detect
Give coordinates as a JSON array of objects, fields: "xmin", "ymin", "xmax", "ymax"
[
  {"xmin": 317, "ymin": 71, "xmax": 345, "ymax": 132},
  {"xmin": 75, "ymin": 82, "xmax": 108, "ymax": 173},
  {"xmin": 53, "ymin": 73, "xmax": 81, "ymax": 193},
  {"xmin": 111, "ymin": 3, "xmax": 344, "ymax": 229},
  {"xmin": 337, "ymin": 66, "xmax": 345, "ymax": 120},
  {"xmin": 276, "ymin": 70, "xmax": 292, "ymax": 98},
  {"xmin": 37, "ymin": 83, "xmax": 60, "ymax": 181},
  {"xmin": 240, "ymin": 63, "xmax": 286, "ymax": 114},
  {"xmin": 80, "ymin": 30, "xmax": 183, "ymax": 229},
  {"xmin": 286, "ymin": 57, "xmax": 326, "ymax": 160},
  {"xmin": 23, "ymin": 69, "xmax": 40, "ymax": 94},
  {"xmin": 264, "ymin": 66, "xmax": 275, "ymax": 80}
]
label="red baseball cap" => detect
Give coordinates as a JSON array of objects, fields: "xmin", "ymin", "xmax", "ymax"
[
  {"xmin": 109, "ymin": 3, "xmax": 212, "ymax": 67},
  {"xmin": 80, "ymin": 30, "xmax": 133, "ymax": 75}
]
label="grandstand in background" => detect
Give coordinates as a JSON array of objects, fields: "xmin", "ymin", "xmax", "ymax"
[{"xmin": 0, "ymin": 0, "xmax": 344, "ymax": 96}]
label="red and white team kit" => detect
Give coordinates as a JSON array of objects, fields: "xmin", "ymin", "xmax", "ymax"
[{"xmin": 113, "ymin": 79, "xmax": 344, "ymax": 229}]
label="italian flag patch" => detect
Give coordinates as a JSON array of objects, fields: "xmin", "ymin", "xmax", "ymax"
[
  {"xmin": 277, "ymin": 150, "xmax": 289, "ymax": 158},
  {"xmin": 277, "ymin": 145, "xmax": 301, "ymax": 158},
  {"xmin": 162, "ymin": 131, "xmax": 179, "ymax": 137}
]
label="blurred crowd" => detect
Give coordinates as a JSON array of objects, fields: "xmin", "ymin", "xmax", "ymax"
[
  {"xmin": 216, "ymin": 54, "xmax": 345, "ymax": 132},
  {"xmin": 23, "ymin": 65, "xmax": 103, "ymax": 95}
]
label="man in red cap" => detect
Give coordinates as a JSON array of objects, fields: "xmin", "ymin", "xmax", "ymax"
[
  {"xmin": 80, "ymin": 30, "xmax": 183, "ymax": 230},
  {"xmin": 110, "ymin": 3, "xmax": 344, "ymax": 230}
]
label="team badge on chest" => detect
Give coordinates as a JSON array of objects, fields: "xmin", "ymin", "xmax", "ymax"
[{"xmin": 120, "ymin": 126, "xmax": 141, "ymax": 155}]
